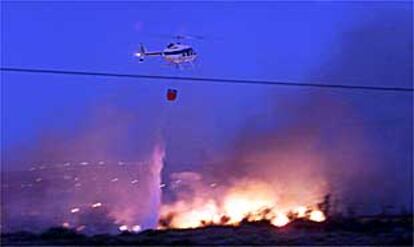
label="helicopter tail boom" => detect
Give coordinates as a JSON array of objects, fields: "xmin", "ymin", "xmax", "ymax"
[{"xmin": 135, "ymin": 43, "xmax": 162, "ymax": 62}]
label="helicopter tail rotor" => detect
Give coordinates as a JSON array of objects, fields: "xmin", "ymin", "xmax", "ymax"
[{"xmin": 135, "ymin": 43, "xmax": 146, "ymax": 62}]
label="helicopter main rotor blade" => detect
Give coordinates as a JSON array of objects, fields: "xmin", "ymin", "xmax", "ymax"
[
  {"xmin": 142, "ymin": 32, "xmax": 219, "ymax": 41},
  {"xmin": 175, "ymin": 34, "xmax": 205, "ymax": 40}
]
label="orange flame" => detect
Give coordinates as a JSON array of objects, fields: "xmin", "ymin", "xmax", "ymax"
[
  {"xmin": 309, "ymin": 210, "xmax": 326, "ymax": 222},
  {"xmin": 159, "ymin": 178, "xmax": 326, "ymax": 229}
]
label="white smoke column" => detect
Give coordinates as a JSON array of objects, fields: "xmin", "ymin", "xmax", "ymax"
[
  {"xmin": 110, "ymin": 142, "xmax": 165, "ymax": 230},
  {"xmin": 145, "ymin": 142, "xmax": 165, "ymax": 228}
]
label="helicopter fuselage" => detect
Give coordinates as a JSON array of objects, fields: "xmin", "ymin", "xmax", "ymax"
[
  {"xmin": 136, "ymin": 43, "xmax": 197, "ymax": 65},
  {"xmin": 163, "ymin": 44, "xmax": 197, "ymax": 64}
]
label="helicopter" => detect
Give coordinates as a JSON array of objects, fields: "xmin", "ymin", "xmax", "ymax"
[{"xmin": 134, "ymin": 35, "xmax": 198, "ymax": 68}]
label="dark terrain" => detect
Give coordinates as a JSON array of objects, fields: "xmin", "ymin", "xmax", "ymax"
[{"xmin": 2, "ymin": 215, "xmax": 412, "ymax": 246}]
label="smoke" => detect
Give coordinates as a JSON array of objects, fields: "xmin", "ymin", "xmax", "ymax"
[
  {"xmin": 233, "ymin": 5, "xmax": 413, "ymax": 215},
  {"xmin": 1, "ymin": 102, "xmax": 166, "ymax": 234},
  {"xmin": 161, "ymin": 83, "xmax": 410, "ymax": 229},
  {"xmin": 144, "ymin": 142, "xmax": 165, "ymax": 227},
  {"xmin": 159, "ymin": 94, "xmax": 354, "ymax": 228},
  {"xmin": 312, "ymin": 5, "xmax": 413, "ymax": 213},
  {"xmin": 161, "ymin": 5, "xmax": 413, "ymax": 221}
]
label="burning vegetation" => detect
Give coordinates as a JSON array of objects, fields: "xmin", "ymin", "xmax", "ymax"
[
  {"xmin": 158, "ymin": 173, "xmax": 328, "ymax": 229},
  {"xmin": 158, "ymin": 124, "xmax": 334, "ymax": 231}
]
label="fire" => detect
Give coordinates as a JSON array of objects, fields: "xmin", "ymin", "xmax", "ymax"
[
  {"xmin": 91, "ymin": 202, "xmax": 102, "ymax": 208},
  {"xmin": 118, "ymin": 225, "xmax": 128, "ymax": 231},
  {"xmin": 222, "ymin": 183, "xmax": 276, "ymax": 224},
  {"xmin": 70, "ymin": 207, "xmax": 80, "ymax": 214},
  {"xmin": 118, "ymin": 224, "xmax": 142, "ymax": 232},
  {"xmin": 159, "ymin": 178, "xmax": 327, "ymax": 229},
  {"xmin": 309, "ymin": 209, "xmax": 326, "ymax": 222},
  {"xmin": 293, "ymin": 206, "xmax": 307, "ymax": 218},
  {"xmin": 271, "ymin": 213, "xmax": 290, "ymax": 227},
  {"xmin": 131, "ymin": 225, "xmax": 142, "ymax": 232}
]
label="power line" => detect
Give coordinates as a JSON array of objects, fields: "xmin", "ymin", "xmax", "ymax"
[{"xmin": 1, "ymin": 67, "xmax": 413, "ymax": 93}]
